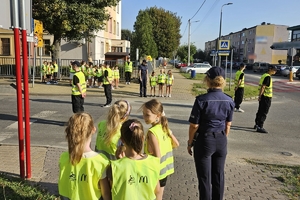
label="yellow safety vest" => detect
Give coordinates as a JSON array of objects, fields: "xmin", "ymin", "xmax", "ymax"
[
  {"xmin": 103, "ymin": 68, "xmax": 113, "ymax": 85},
  {"xmin": 125, "ymin": 61, "xmax": 133, "ymax": 72},
  {"xmin": 114, "ymin": 69, "xmax": 120, "ymax": 79},
  {"xmin": 53, "ymin": 64, "xmax": 58, "ymax": 72},
  {"xmin": 58, "ymin": 151, "xmax": 109, "ymax": 200},
  {"xmin": 157, "ymin": 74, "xmax": 166, "ymax": 84},
  {"xmin": 235, "ymin": 70, "xmax": 244, "ymax": 88},
  {"xmin": 46, "ymin": 65, "xmax": 52, "ymax": 75},
  {"xmin": 111, "ymin": 156, "xmax": 160, "ymax": 200},
  {"xmin": 72, "ymin": 71, "xmax": 86, "ymax": 95},
  {"xmin": 259, "ymin": 73, "xmax": 272, "ymax": 97},
  {"xmin": 41, "ymin": 64, "xmax": 46, "ymax": 74},
  {"xmin": 70, "ymin": 66, "xmax": 75, "ymax": 73},
  {"xmin": 87, "ymin": 67, "xmax": 94, "ymax": 76},
  {"xmin": 144, "ymin": 124, "xmax": 174, "ymax": 180},
  {"xmin": 150, "ymin": 76, "xmax": 157, "ymax": 86},
  {"xmin": 95, "ymin": 120, "xmax": 121, "ymax": 161},
  {"xmin": 166, "ymin": 75, "xmax": 173, "ymax": 85}
]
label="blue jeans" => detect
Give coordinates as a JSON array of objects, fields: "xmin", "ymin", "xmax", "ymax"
[{"xmin": 193, "ymin": 132, "xmax": 227, "ymax": 200}]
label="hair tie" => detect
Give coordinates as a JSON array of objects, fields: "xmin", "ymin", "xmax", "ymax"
[
  {"xmin": 162, "ymin": 111, "xmax": 166, "ymax": 117},
  {"xmin": 129, "ymin": 122, "xmax": 137, "ymax": 131}
]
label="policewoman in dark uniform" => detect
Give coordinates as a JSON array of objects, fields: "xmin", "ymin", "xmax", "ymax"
[
  {"xmin": 138, "ymin": 59, "xmax": 148, "ymax": 97},
  {"xmin": 187, "ymin": 67, "xmax": 234, "ymax": 200}
]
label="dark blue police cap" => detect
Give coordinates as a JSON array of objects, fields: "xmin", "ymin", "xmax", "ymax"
[
  {"xmin": 206, "ymin": 67, "xmax": 225, "ymax": 79},
  {"xmin": 71, "ymin": 61, "xmax": 80, "ymax": 67}
]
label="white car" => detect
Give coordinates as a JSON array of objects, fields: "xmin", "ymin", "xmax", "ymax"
[{"xmin": 180, "ymin": 63, "xmax": 212, "ymax": 73}]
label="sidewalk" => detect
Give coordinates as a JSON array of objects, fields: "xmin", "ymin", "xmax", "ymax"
[{"xmin": 0, "ymin": 67, "xmax": 289, "ymax": 199}]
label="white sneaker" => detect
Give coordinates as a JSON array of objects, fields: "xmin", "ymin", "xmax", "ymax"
[
  {"xmin": 128, "ymin": 82, "xmax": 130, "ymax": 85},
  {"xmin": 169, "ymin": 94, "xmax": 171, "ymax": 97},
  {"xmin": 237, "ymin": 108, "xmax": 244, "ymax": 113},
  {"xmin": 104, "ymin": 104, "xmax": 111, "ymax": 107},
  {"xmin": 98, "ymin": 86, "xmax": 103, "ymax": 89}
]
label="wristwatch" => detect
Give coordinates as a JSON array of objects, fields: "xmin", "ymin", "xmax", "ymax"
[{"xmin": 187, "ymin": 140, "xmax": 193, "ymax": 147}]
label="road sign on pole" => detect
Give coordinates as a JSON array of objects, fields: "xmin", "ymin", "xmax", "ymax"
[
  {"xmin": 34, "ymin": 19, "xmax": 43, "ymax": 47},
  {"xmin": 218, "ymin": 40, "xmax": 230, "ymax": 50}
]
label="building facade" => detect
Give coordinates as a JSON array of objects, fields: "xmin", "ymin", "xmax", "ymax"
[{"xmin": 205, "ymin": 23, "xmax": 289, "ymax": 64}]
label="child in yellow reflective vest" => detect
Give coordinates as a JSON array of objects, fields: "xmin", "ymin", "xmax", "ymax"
[
  {"xmin": 157, "ymin": 69, "xmax": 166, "ymax": 97},
  {"xmin": 108, "ymin": 119, "xmax": 160, "ymax": 200},
  {"xmin": 87, "ymin": 62, "xmax": 94, "ymax": 88},
  {"xmin": 149, "ymin": 71, "xmax": 157, "ymax": 97},
  {"xmin": 58, "ymin": 112, "xmax": 111, "ymax": 200},
  {"xmin": 95, "ymin": 100, "xmax": 131, "ymax": 161},
  {"xmin": 166, "ymin": 70, "xmax": 174, "ymax": 97},
  {"xmin": 141, "ymin": 99, "xmax": 179, "ymax": 200}
]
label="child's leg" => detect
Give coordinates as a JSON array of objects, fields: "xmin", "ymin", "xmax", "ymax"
[
  {"xmin": 169, "ymin": 85, "xmax": 172, "ymax": 97},
  {"xmin": 153, "ymin": 87, "xmax": 156, "ymax": 96}
]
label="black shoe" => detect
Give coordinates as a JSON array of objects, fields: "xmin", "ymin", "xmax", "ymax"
[
  {"xmin": 139, "ymin": 95, "xmax": 142, "ymax": 97},
  {"xmin": 144, "ymin": 95, "xmax": 147, "ymax": 98},
  {"xmin": 253, "ymin": 124, "xmax": 258, "ymax": 129},
  {"xmin": 257, "ymin": 127, "xmax": 268, "ymax": 133}
]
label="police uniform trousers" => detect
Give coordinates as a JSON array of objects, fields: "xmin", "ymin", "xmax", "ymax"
[
  {"xmin": 234, "ymin": 87, "xmax": 244, "ymax": 109},
  {"xmin": 71, "ymin": 95, "xmax": 84, "ymax": 113},
  {"xmin": 125, "ymin": 72, "xmax": 131, "ymax": 82},
  {"xmin": 255, "ymin": 95, "xmax": 271, "ymax": 128},
  {"xmin": 139, "ymin": 75, "xmax": 147, "ymax": 97},
  {"xmin": 103, "ymin": 84, "xmax": 112, "ymax": 105},
  {"xmin": 193, "ymin": 132, "xmax": 227, "ymax": 200}
]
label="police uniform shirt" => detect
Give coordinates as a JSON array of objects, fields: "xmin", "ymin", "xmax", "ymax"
[
  {"xmin": 73, "ymin": 74, "xmax": 79, "ymax": 85},
  {"xmin": 188, "ymin": 89, "xmax": 234, "ymax": 133},
  {"xmin": 138, "ymin": 64, "xmax": 148, "ymax": 77},
  {"xmin": 262, "ymin": 76, "xmax": 271, "ymax": 87},
  {"xmin": 238, "ymin": 73, "xmax": 244, "ymax": 80}
]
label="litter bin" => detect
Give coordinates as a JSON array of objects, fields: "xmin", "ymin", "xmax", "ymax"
[{"xmin": 191, "ymin": 70, "xmax": 196, "ymax": 78}]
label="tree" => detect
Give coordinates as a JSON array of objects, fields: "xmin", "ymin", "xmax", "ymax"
[
  {"xmin": 131, "ymin": 11, "xmax": 158, "ymax": 60},
  {"xmin": 121, "ymin": 29, "xmax": 132, "ymax": 41},
  {"xmin": 32, "ymin": 0, "xmax": 119, "ymax": 61},
  {"xmin": 177, "ymin": 44, "xmax": 196, "ymax": 63},
  {"xmin": 131, "ymin": 7, "xmax": 181, "ymax": 59},
  {"xmin": 194, "ymin": 49, "xmax": 206, "ymax": 62}
]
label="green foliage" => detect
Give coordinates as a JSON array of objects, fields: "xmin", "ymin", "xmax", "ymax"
[
  {"xmin": 121, "ymin": 29, "xmax": 133, "ymax": 41},
  {"xmin": 32, "ymin": 0, "xmax": 120, "ymax": 60},
  {"xmin": 0, "ymin": 173, "xmax": 57, "ymax": 200},
  {"xmin": 131, "ymin": 7, "xmax": 181, "ymax": 59},
  {"xmin": 131, "ymin": 11, "xmax": 158, "ymax": 59},
  {"xmin": 177, "ymin": 44, "xmax": 197, "ymax": 63}
]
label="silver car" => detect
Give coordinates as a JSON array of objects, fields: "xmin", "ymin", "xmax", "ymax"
[{"xmin": 180, "ymin": 63, "xmax": 212, "ymax": 73}]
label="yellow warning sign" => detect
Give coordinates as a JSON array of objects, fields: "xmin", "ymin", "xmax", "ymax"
[
  {"xmin": 34, "ymin": 20, "xmax": 44, "ymax": 47},
  {"xmin": 146, "ymin": 55, "xmax": 152, "ymax": 61}
]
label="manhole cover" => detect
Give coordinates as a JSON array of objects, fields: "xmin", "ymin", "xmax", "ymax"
[{"xmin": 281, "ymin": 152, "xmax": 292, "ymax": 156}]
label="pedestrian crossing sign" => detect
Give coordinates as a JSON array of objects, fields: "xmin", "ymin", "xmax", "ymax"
[{"xmin": 219, "ymin": 40, "xmax": 230, "ymax": 50}]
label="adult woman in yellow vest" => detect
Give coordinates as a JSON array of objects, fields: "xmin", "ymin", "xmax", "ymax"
[
  {"xmin": 71, "ymin": 61, "xmax": 87, "ymax": 113},
  {"xmin": 166, "ymin": 70, "xmax": 174, "ymax": 97},
  {"xmin": 141, "ymin": 99, "xmax": 179, "ymax": 200},
  {"xmin": 101, "ymin": 62, "xmax": 113, "ymax": 107},
  {"xmin": 234, "ymin": 63, "xmax": 246, "ymax": 112},
  {"xmin": 95, "ymin": 100, "xmax": 131, "ymax": 161},
  {"xmin": 125, "ymin": 57, "xmax": 133, "ymax": 84},
  {"xmin": 157, "ymin": 69, "xmax": 166, "ymax": 97},
  {"xmin": 254, "ymin": 65, "xmax": 277, "ymax": 133},
  {"xmin": 58, "ymin": 112, "xmax": 111, "ymax": 200},
  {"xmin": 149, "ymin": 71, "xmax": 158, "ymax": 97},
  {"xmin": 108, "ymin": 119, "xmax": 160, "ymax": 200}
]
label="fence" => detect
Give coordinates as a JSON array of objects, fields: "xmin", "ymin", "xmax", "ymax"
[{"xmin": 0, "ymin": 57, "xmax": 157, "ymax": 80}]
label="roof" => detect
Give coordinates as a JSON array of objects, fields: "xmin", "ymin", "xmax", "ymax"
[
  {"xmin": 104, "ymin": 52, "xmax": 129, "ymax": 56},
  {"xmin": 287, "ymin": 25, "xmax": 300, "ymax": 31}
]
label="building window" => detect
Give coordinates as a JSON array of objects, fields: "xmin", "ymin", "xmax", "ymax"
[
  {"xmin": 101, "ymin": 42, "xmax": 104, "ymax": 57},
  {"xmin": 292, "ymin": 30, "xmax": 300, "ymax": 41},
  {"xmin": 106, "ymin": 42, "xmax": 109, "ymax": 52},
  {"xmin": 111, "ymin": 46, "xmax": 122, "ymax": 52},
  {"xmin": 110, "ymin": 18, "xmax": 112, "ymax": 33},
  {"xmin": 0, "ymin": 38, "xmax": 10, "ymax": 56},
  {"xmin": 242, "ymin": 41, "xmax": 244, "ymax": 45},
  {"xmin": 117, "ymin": 3, "xmax": 119, "ymax": 13},
  {"xmin": 114, "ymin": 20, "xmax": 116, "ymax": 35},
  {"xmin": 117, "ymin": 22, "xmax": 119, "ymax": 36},
  {"xmin": 242, "ymin": 32, "xmax": 245, "ymax": 37}
]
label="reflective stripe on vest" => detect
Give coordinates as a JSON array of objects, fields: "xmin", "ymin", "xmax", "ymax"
[
  {"xmin": 95, "ymin": 148, "xmax": 116, "ymax": 161},
  {"xmin": 145, "ymin": 124, "xmax": 174, "ymax": 179},
  {"xmin": 235, "ymin": 70, "xmax": 244, "ymax": 88},
  {"xmin": 166, "ymin": 75, "xmax": 173, "ymax": 85},
  {"xmin": 53, "ymin": 64, "xmax": 58, "ymax": 72},
  {"xmin": 125, "ymin": 61, "xmax": 133, "ymax": 72},
  {"xmin": 72, "ymin": 71, "xmax": 86, "ymax": 95},
  {"xmin": 259, "ymin": 73, "xmax": 272, "ymax": 97}
]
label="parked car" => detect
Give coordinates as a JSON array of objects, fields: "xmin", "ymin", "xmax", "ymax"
[
  {"xmin": 275, "ymin": 65, "xmax": 288, "ymax": 76},
  {"xmin": 295, "ymin": 68, "xmax": 300, "ymax": 79},
  {"xmin": 180, "ymin": 63, "xmax": 212, "ymax": 74},
  {"xmin": 281, "ymin": 66, "xmax": 300, "ymax": 77},
  {"xmin": 175, "ymin": 62, "xmax": 187, "ymax": 69},
  {"xmin": 253, "ymin": 62, "xmax": 270, "ymax": 72},
  {"xmin": 245, "ymin": 63, "xmax": 253, "ymax": 70}
]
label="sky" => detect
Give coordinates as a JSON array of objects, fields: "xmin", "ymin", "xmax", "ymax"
[{"xmin": 121, "ymin": 0, "xmax": 300, "ymax": 50}]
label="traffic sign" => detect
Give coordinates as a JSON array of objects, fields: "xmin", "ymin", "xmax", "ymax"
[
  {"xmin": 218, "ymin": 50, "xmax": 230, "ymax": 56},
  {"xmin": 288, "ymin": 48, "xmax": 297, "ymax": 56},
  {"xmin": 34, "ymin": 19, "xmax": 44, "ymax": 47},
  {"xmin": 219, "ymin": 40, "xmax": 230, "ymax": 50}
]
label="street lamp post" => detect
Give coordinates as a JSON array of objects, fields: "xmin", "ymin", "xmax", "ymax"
[
  {"xmin": 188, "ymin": 19, "xmax": 200, "ymax": 66},
  {"xmin": 218, "ymin": 3, "xmax": 233, "ymax": 67}
]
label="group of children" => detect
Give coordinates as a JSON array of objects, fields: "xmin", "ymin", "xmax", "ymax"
[
  {"xmin": 41, "ymin": 60, "xmax": 59, "ymax": 84},
  {"xmin": 59, "ymin": 99, "xmax": 179, "ymax": 200},
  {"xmin": 69, "ymin": 61, "xmax": 120, "ymax": 90},
  {"xmin": 149, "ymin": 69, "xmax": 174, "ymax": 98}
]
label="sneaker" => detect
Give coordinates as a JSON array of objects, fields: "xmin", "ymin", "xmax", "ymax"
[
  {"xmin": 169, "ymin": 94, "xmax": 171, "ymax": 97},
  {"xmin": 89, "ymin": 86, "xmax": 92, "ymax": 88},
  {"xmin": 234, "ymin": 108, "xmax": 238, "ymax": 112},
  {"xmin": 104, "ymin": 104, "xmax": 111, "ymax": 108},
  {"xmin": 253, "ymin": 124, "xmax": 258, "ymax": 129},
  {"xmin": 257, "ymin": 127, "xmax": 268, "ymax": 133},
  {"xmin": 46, "ymin": 82, "xmax": 51, "ymax": 85},
  {"xmin": 98, "ymin": 86, "xmax": 103, "ymax": 89},
  {"xmin": 237, "ymin": 108, "xmax": 244, "ymax": 113},
  {"xmin": 111, "ymin": 86, "xmax": 115, "ymax": 90},
  {"xmin": 128, "ymin": 82, "xmax": 130, "ymax": 85},
  {"xmin": 144, "ymin": 95, "xmax": 147, "ymax": 98}
]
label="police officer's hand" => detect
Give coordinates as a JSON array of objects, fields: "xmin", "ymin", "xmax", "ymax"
[
  {"xmin": 187, "ymin": 146, "xmax": 193, "ymax": 156},
  {"xmin": 81, "ymin": 93, "xmax": 86, "ymax": 98}
]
